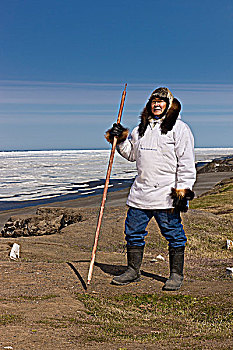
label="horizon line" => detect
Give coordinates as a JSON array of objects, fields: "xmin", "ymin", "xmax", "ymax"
[{"xmin": 1, "ymin": 147, "xmax": 233, "ymax": 153}]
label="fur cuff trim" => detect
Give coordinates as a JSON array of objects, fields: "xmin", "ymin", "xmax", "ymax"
[
  {"xmin": 170, "ymin": 188, "xmax": 195, "ymax": 200},
  {"xmin": 105, "ymin": 128, "xmax": 129, "ymax": 145},
  {"xmin": 170, "ymin": 188, "xmax": 195, "ymax": 212}
]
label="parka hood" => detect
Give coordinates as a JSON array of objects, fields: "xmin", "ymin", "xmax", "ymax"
[{"xmin": 138, "ymin": 87, "xmax": 181, "ymax": 136}]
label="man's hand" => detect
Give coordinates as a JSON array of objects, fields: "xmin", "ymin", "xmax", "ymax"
[
  {"xmin": 170, "ymin": 188, "xmax": 195, "ymax": 212},
  {"xmin": 105, "ymin": 123, "xmax": 129, "ymax": 144}
]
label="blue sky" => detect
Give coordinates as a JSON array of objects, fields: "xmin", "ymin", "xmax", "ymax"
[{"xmin": 0, "ymin": 0, "xmax": 233, "ymax": 150}]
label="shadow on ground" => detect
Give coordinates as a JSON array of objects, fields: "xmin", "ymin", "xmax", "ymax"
[{"xmin": 67, "ymin": 260, "xmax": 167, "ymax": 291}]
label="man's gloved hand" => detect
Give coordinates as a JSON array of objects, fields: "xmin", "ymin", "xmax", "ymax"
[
  {"xmin": 105, "ymin": 123, "xmax": 129, "ymax": 144},
  {"xmin": 170, "ymin": 188, "xmax": 195, "ymax": 212}
]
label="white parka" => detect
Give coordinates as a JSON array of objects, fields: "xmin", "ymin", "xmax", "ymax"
[{"xmin": 117, "ymin": 116, "xmax": 196, "ymax": 209}]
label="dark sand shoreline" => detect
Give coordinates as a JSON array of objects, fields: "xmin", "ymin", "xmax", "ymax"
[{"xmin": 0, "ymin": 171, "xmax": 232, "ymax": 230}]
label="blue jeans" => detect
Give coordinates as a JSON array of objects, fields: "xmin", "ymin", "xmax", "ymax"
[{"xmin": 125, "ymin": 207, "xmax": 187, "ymax": 248}]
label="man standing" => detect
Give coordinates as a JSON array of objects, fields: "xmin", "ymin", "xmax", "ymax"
[{"xmin": 105, "ymin": 87, "xmax": 196, "ymax": 291}]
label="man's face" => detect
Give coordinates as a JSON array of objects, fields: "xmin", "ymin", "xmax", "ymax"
[{"xmin": 151, "ymin": 98, "xmax": 167, "ymax": 117}]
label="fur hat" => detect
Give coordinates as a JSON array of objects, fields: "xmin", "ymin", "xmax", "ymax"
[
  {"xmin": 138, "ymin": 87, "xmax": 181, "ymax": 137},
  {"xmin": 149, "ymin": 87, "xmax": 174, "ymax": 110}
]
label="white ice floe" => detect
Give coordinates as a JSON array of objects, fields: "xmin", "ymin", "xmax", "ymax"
[{"xmin": 0, "ymin": 148, "xmax": 232, "ymax": 202}]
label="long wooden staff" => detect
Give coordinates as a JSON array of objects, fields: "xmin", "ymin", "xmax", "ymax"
[{"xmin": 87, "ymin": 83, "xmax": 127, "ymax": 285}]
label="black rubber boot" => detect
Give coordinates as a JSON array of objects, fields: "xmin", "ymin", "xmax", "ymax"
[
  {"xmin": 162, "ymin": 246, "xmax": 185, "ymax": 291},
  {"xmin": 111, "ymin": 245, "xmax": 144, "ymax": 285}
]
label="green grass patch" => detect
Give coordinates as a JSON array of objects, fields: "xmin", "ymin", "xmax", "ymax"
[
  {"xmin": 0, "ymin": 294, "xmax": 58, "ymax": 302},
  {"xmin": 0, "ymin": 314, "xmax": 22, "ymax": 325},
  {"xmin": 220, "ymin": 184, "xmax": 233, "ymax": 192},
  {"xmin": 190, "ymin": 180, "xmax": 233, "ymax": 212},
  {"xmin": 37, "ymin": 317, "xmax": 69, "ymax": 329},
  {"xmin": 74, "ymin": 293, "xmax": 233, "ymax": 344},
  {"xmin": 183, "ymin": 180, "xmax": 233, "ymax": 258}
]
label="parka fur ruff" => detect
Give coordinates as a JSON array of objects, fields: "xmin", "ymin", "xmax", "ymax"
[{"xmin": 138, "ymin": 98, "xmax": 181, "ymax": 137}]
